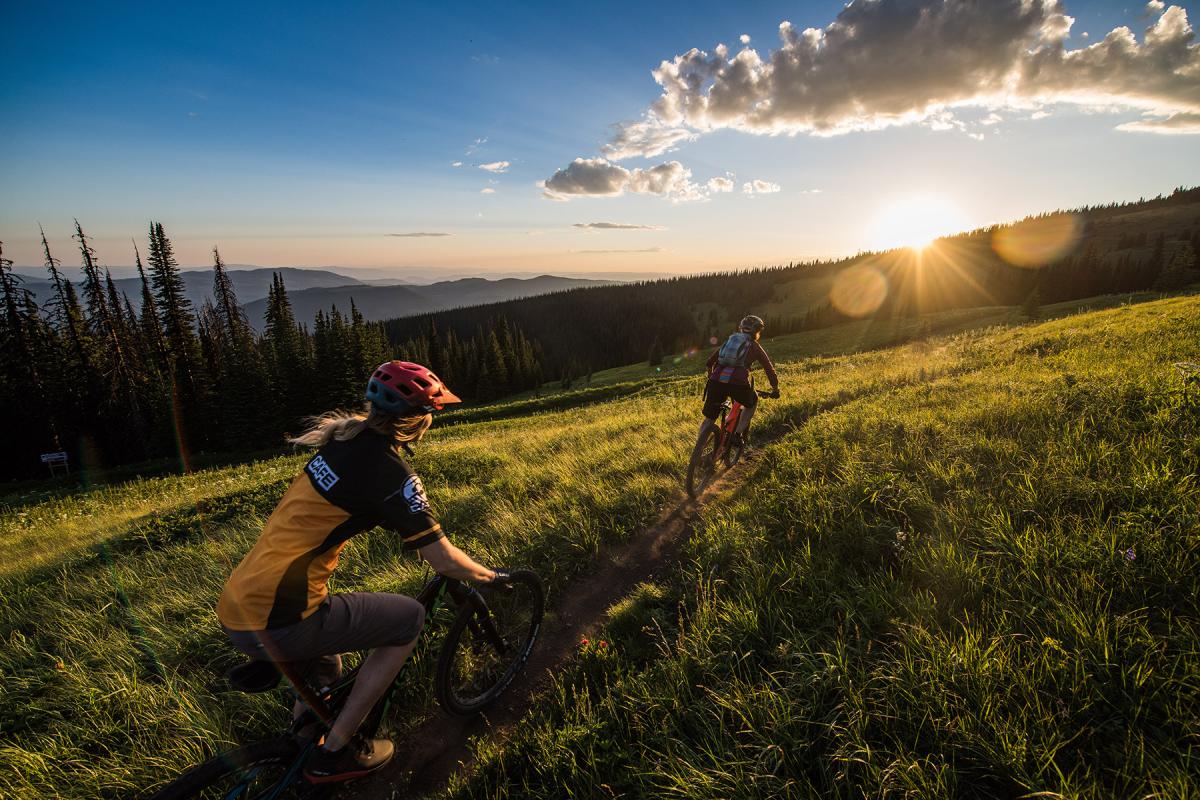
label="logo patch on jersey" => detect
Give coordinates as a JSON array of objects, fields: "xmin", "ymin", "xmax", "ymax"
[
  {"xmin": 402, "ymin": 474, "xmax": 430, "ymax": 514},
  {"xmin": 306, "ymin": 455, "xmax": 340, "ymax": 491}
]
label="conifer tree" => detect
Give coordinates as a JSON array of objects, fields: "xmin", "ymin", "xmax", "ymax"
[{"xmin": 147, "ymin": 221, "xmax": 208, "ymax": 450}]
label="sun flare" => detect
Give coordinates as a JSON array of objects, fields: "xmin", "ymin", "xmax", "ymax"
[{"xmin": 866, "ymin": 194, "xmax": 972, "ymax": 252}]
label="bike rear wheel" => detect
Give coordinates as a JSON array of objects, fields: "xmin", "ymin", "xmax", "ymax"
[
  {"xmin": 686, "ymin": 426, "xmax": 721, "ymax": 499},
  {"xmin": 435, "ymin": 569, "xmax": 544, "ymax": 716},
  {"xmin": 148, "ymin": 737, "xmax": 324, "ymax": 799}
]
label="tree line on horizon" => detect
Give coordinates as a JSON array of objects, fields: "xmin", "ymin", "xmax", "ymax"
[
  {"xmin": 0, "ymin": 223, "xmax": 546, "ymax": 480},
  {"xmin": 2, "ymin": 187, "xmax": 1198, "ymax": 481},
  {"xmin": 386, "ymin": 187, "xmax": 1200, "ymax": 378}
]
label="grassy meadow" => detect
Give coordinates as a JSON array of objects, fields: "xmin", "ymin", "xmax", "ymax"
[
  {"xmin": 450, "ymin": 293, "xmax": 1200, "ymax": 799},
  {"xmin": 0, "ymin": 290, "xmax": 1197, "ymax": 797}
]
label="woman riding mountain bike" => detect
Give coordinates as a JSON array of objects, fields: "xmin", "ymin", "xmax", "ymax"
[
  {"xmin": 695, "ymin": 315, "xmax": 780, "ymax": 454},
  {"xmin": 216, "ymin": 360, "xmax": 502, "ymax": 785}
]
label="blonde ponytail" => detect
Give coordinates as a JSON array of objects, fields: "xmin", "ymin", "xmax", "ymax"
[{"xmin": 289, "ymin": 404, "xmax": 432, "ymax": 450}]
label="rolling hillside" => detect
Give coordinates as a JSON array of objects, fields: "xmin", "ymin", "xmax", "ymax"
[{"xmin": 0, "ymin": 288, "xmax": 1196, "ymax": 797}]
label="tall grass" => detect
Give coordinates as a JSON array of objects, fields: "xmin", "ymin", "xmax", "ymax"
[{"xmin": 449, "ymin": 294, "xmax": 1200, "ymax": 799}]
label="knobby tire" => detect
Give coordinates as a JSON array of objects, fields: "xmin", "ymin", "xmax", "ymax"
[
  {"xmin": 148, "ymin": 736, "xmax": 325, "ymax": 799},
  {"xmin": 687, "ymin": 426, "xmax": 720, "ymax": 499},
  {"xmin": 435, "ymin": 569, "xmax": 544, "ymax": 716}
]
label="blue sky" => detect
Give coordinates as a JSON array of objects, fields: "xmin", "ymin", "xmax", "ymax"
[{"xmin": 2, "ymin": 0, "xmax": 1198, "ymax": 276}]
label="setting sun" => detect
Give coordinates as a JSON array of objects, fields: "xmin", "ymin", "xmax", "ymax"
[{"xmin": 866, "ymin": 194, "xmax": 972, "ymax": 252}]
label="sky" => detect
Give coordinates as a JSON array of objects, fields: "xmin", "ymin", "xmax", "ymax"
[{"xmin": 2, "ymin": 0, "xmax": 1198, "ymax": 278}]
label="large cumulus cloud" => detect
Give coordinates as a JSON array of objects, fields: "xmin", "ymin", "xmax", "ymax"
[{"xmin": 603, "ymin": 0, "xmax": 1200, "ymax": 158}]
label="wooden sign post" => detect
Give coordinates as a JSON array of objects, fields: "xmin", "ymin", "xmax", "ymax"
[{"xmin": 40, "ymin": 451, "xmax": 69, "ymax": 478}]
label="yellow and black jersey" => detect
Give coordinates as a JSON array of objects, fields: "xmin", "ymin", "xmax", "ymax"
[{"xmin": 217, "ymin": 431, "xmax": 444, "ymax": 631}]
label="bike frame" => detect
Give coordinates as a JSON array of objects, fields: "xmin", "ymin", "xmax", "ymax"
[{"xmin": 290, "ymin": 573, "xmax": 495, "ymax": 732}]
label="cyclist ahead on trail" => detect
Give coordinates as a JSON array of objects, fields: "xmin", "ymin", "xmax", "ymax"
[
  {"xmin": 216, "ymin": 361, "xmax": 498, "ymax": 784},
  {"xmin": 699, "ymin": 315, "xmax": 780, "ymax": 445}
]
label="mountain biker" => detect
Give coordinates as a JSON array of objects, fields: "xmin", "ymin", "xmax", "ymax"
[
  {"xmin": 216, "ymin": 361, "xmax": 499, "ymax": 784},
  {"xmin": 698, "ymin": 315, "xmax": 780, "ymax": 449}
]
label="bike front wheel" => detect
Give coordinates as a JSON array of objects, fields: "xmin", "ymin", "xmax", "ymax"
[
  {"xmin": 148, "ymin": 737, "xmax": 324, "ymax": 799},
  {"xmin": 435, "ymin": 569, "xmax": 544, "ymax": 716},
  {"xmin": 686, "ymin": 426, "xmax": 721, "ymax": 499}
]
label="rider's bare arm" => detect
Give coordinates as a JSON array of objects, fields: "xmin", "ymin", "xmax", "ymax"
[{"xmin": 417, "ymin": 537, "xmax": 497, "ymax": 582}]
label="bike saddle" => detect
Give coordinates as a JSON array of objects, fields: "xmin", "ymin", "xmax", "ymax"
[{"xmin": 227, "ymin": 659, "xmax": 282, "ymax": 693}]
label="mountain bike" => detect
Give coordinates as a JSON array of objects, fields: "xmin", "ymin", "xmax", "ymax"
[
  {"xmin": 686, "ymin": 389, "xmax": 774, "ymax": 499},
  {"xmin": 150, "ymin": 569, "xmax": 544, "ymax": 799}
]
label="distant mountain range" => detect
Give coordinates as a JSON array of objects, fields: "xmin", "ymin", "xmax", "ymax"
[
  {"xmin": 241, "ymin": 275, "xmax": 616, "ymax": 328},
  {"xmin": 13, "ymin": 266, "xmax": 615, "ymax": 328}
]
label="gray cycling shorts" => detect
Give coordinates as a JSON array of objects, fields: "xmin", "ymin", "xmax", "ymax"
[{"xmin": 224, "ymin": 592, "xmax": 425, "ymax": 689}]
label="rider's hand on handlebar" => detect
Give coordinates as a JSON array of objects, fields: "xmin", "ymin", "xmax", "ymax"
[
  {"xmin": 758, "ymin": 388, "xmax": 780, "ymax": 399},
  {"xmin": 483, "ymin": 568, "xmax": 515, "ymax": 592}
]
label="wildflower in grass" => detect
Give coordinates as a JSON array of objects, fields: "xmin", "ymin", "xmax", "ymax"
[
  {"xmin": 580, "ymin": 637, "xmax": 589, "ymax": 649},
  {"xmin": 598, "ymin": 640, "xmax": 608, "ymax": 649},
  {"xmin": 1125, "ymin": 547, "xmax": 1137, "ymax": 562}
]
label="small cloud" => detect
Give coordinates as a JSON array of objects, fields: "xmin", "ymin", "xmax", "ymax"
[
  {"xmin": 1117, "ymin": 112, "xmax": 1200, "ymax": 134},
  {"xmin": 1031, "ymin": 110, "xmax": 1051, "ymax": 120},
  {"xmin": 472, "ymin": 53, "xmax": 501, "ymax": 65},
  {"xmin": 981, "ymin": 113, "xmax": 1003, "ymax": 126},
  {"xmin": 451, "ymin": 161, "xmax": 463, "ymax": 167},
  {"xmin": 479, "ymin": 160, "xmax": 510, "ymax": 173},
  {"xmin": 707, "ymin": 176, "xmax": 735, "ymax": 193},
  {"xmin": 572, "ymin": 247, "xmax": 664, "ymax": 254},
  {"xmin": 743, "ymin": 179, "xmax": 781, "ymax": 194},
  {"xmin": 466, "ymin": 137, "xmax": 487, "ymax": 155},
  {"xmin": 1147, "ymin": 0, "xmax": 1165, "ymax": 11},
  {"xmin": 573, "ymin": 222, "xmax": 665, "ymax": 230},
  {"xmin": 187, "ymin": 111, "xmax": 199, "ymax": 118},
  {"xmin": 739, "ymin": 33, "xmax": 751, "ymax": 44},
  {"xmin": 1080, "ymin": 31, "xmax": 1089, "ymax": 39},
  {"xmin": 389, "ymin": 232, "xmax": 451, "ymax": 238},
  {"xmin": 542, "ymin": 157, "xmax": 703, "ymax": 201},
  {"xmin": 481, "ymin": 187, "xmax": 496, "ymax": 194},
  {"xmin": 968, "ymin": 132, "xmax": 985, "ymax": 141}
]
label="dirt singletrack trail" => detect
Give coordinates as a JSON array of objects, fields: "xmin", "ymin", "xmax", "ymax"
[{"xmin": 345, "ymin": 451, "xmax": 763, "ymax": 800}]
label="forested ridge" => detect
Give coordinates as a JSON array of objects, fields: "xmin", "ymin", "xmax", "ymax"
[
  {"xmin": 383, "ymin": 187, "xmax": 1200, "ymax": 382},
  {"xmin": 0, "ymin": 223, "xmax": 544, "ymax": 480},
  {"xmin": 2, "ymin": 187, "xmax": 1198, "ymax": 480}
]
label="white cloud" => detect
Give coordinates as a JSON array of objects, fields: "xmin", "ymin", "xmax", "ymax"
[
  {"xmin": 1117, "ymin": 111, "xmax": 1200, "ymax": 132},
  {"xmin": 740, "ymin": 33, "xmax": 751, "ymax": 44},
  {"xmin": 541, "ymin": 158, "xmax": 704, "ymax": 201},
  {"xmin": 573, "ymin": 222, "xmax": 666, "ymax": 230},
  {"xmin": 572, "ymin": 247, "xmax": 664, "ymax": 254},
  {"xmin": 743, "ymin": 179, "xmax": 781, "ymax": 194},
  {"xmin": 481, "ymin": 187, "xmax": 496, "ymax": 194},
  {"xmin": 603, "ymin": 119, "xmax": 696, "ymax": 159},
  {"xmin": 479, "ymin": 161, "xmax": 510, "ymax": 173},
  {"xmin": 1148, "ymin": 1, "xmax": 1166, "ymax": 11},
  {"xmin": 466, "ymin": 137, "xmax": 487, "ymax": 155},
  {"xmin": 596, "ymin": 0, "xmax": 1200, "ymax": 158},
  {"xmin": 707, "ymin": 176, "xmax": 736, "ymax": 193},
  {"xmin": 451, "ymin": 161, "xmax": 463, "ymax": 167}
]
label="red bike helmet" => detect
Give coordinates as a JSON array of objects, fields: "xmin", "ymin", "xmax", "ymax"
[{"xmin": 365, "ymin": 361, "xmax": 462, "ymax": 414}]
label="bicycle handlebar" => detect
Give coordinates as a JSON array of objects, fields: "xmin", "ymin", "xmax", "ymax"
[{"xmin": 756, "ymin": 389, "xmax": 779, "ymax": 399}]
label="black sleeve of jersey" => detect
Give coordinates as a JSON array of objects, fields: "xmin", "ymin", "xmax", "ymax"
[{"xmin": 374, "ymin": 450, "xmax": 444, "ymax": 550}]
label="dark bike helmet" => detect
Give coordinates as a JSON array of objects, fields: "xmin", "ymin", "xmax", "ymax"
[
  {"xmin": 366, "ymin": 361, "xmax": 462, "ymax": 414},
  {"xmin": 739, "ymin": 315, "xmax": 765, "ymax": 334}
]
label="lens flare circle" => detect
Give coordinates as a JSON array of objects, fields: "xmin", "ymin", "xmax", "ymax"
[
  {"xmin": 993, "ymin": 213, "xmax": 1082, "ymax": 268},
  {"xmin": 830, "ymin": 265, "xmax": 889, "ymax": 318}
]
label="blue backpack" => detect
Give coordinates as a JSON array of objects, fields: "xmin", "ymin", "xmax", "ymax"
[{"xmin": 716, "ymin": 332, "xmax": 753, "ymax": 368}]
